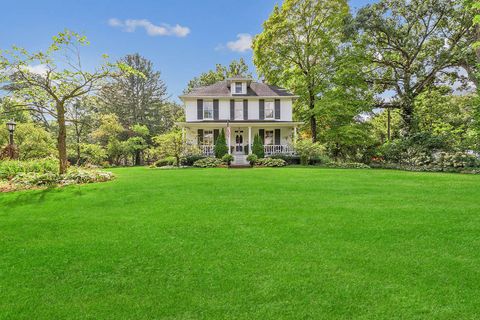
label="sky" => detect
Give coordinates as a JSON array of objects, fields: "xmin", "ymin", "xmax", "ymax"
[{"xmin": 0, "ymin": 0, "xmax": 376, "ymax": 102}]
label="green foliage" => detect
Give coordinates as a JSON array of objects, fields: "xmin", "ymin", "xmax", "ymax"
[
  {"xmin": 74, "ymin": 143, "xmax": 107, "ymax": 165},
  {"xmin": 184, "ymin": 58, "xmax": 252, "ymax": 93},
  {"xmin": 153, "ymin": 131, "xmax": 184, "ymax": 167},
  {"xmin": 252, "ymin": 134, "xmax": 264, "ymax": 158},
  {"xmin": 0, "ymin": 122, "xmax": 56, "ymax": 160},
  {"xmin": 214, "ymin": 129, "xmax": 228, "ymax": 158},
  {"xmin": 246, "ymin": 154, "xmax": 258, "ymax": 166},
  {"xmin": 356, "ymin": 0, "xmax": 474, "ymax": 135},
  {"xmin": 256, "ymin": 158, "xmax": 287, "ymax": 167},
  {"xmin": 182, "ymin": 155, "xmax": 206, "ymax": 166},
  {"xmin": 323, "ymin": 162, "xmax": 371, "ymax": 169},
  {"xmin": 154, "ymin": 157, "xmax": 177, "ymax": 167},
  {"xmin": 193, "ymin": 157, "xmax": 223, "ymax": 168},
  {"xmin": 98, "ymin": 53, "xmax": 178, "ymax": 136},
  {"xmin": 221, "ymin": 154, "xmax": 234, "ymax": 165},
  {"xmin": 92, "ymin": 114, "xmax": 124, "ymax": 146},
  {"xmin": 294, "ymin": 140, "xmax": 325, "ymax": 165},
  {"xmin": 0, "ymin": 158, "xmax": 58, "ymax": 180}
]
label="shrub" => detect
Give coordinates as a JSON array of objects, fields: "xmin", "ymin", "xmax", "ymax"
[
  {"xmin": 10, "ymin": 168, "xmax": 114, "ymax": 189},
  {"xmin": 256, "ymin": 158, "xmax": 286, "ymax": 167},
  {"xmin": 214, "ymin": 129, "xmax": 228, "ymax": 158},
  {"xmin": 270, "ymin": 154, "xmax": 299, "ymax": 165},
  {"xmin": 193, "ymin": 157, "xmax": 223, "ymax": 168},
  {"xmin": 246, "ymin": 154, "xmax": 258, "ymax": 166},
  {"xmin": 294, "ymin": 140, "xmax": 325, "ymax": 165},
  {"xmin": 323, "ymin": 162, "xmax": 371, "ymax": 169},
  {"xmin": 0, "ymin": 158, "xmax": 58, "ymax": 180},
  {"xmin": 252, "ymin": 134, "xmax": 264, "ymax": 158},
  {"xmin": 182, "ymin": 154, "xmax": 206, "ymax": 166},
  {"xmin": 154, "ymin": 156, "xmax": 177, "ymax": 167},
  {"xmin": 222, "ymin": 154, "xmax": 234, "ymax": 165}
]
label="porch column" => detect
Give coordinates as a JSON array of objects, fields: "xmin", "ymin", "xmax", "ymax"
[
  {"xmin": 293, "ymin": 126, "xmax": 298, "ymax": 143},
  {"xmin": 248, "ymin": 126, "xmax": 252, "ymax": 154},
  {"xmin": 227, "ymin": 125, "xmax": 231, "ymax": 154}
]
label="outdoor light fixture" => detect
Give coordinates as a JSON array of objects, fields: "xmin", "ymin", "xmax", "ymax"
[
  {"xmin": 6, "ymin": 120, "xmax": 16, "ymax": 133},
  {"xmin": 6, "ymin": 120, "xmax": 16, "ymax": 145}
]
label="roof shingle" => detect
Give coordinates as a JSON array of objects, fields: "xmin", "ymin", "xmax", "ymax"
[{"xmin": 181, "ymin": 80, "xmax": 295, "ymax": 97}]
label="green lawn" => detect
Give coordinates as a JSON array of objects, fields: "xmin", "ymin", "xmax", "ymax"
[{"xmin": 1, "ymin": 167, "xmax": 479, "ymax": 319}]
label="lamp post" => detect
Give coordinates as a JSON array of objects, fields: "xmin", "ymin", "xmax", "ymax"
[
  {"xmin": 6, "ymin": 120, "xmax": 16, "ymax": 145},
  {"xmin": 5, "ymin": 120, "xmax": 17, "ymax": 159}
]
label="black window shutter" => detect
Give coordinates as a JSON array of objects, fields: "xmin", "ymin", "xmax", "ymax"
[
  {"xmin": 198, "ymin": 129, "xmax": 204, "ymax": 144},
  {"xmin": 230, "ymin": 100, "xmax": 235, "ymax": 120},
  {"xmin": 213, "ymin": 99, "xmax": 219, "ymax": 120},
  {"xmin": 197, "ymin": 99, "xmax": 203, "ymax": 120},
  {"xmin": 243, "ymin": 100, "xmax": 248, "ymax": 120},
  {"xmin": 259, "ymin": 129, "xmax": 265, "ymax": 144},
  {"xmin": 259, "ymin": 99, "xmax": 265, "ymax": 120},
  {"xmin": 214, "ymin": 129, "xmax": 219, "ymax": 143},
  {"xmin": 274, "ymin": 129, "xmax": 281, "ymax": 145},
  {"xmin": 275, "ymin": 99, "xmax": 281, "ymax": 119}
]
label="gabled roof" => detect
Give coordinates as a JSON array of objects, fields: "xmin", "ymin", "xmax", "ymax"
[{"xmin": 180, "ymin": 80, "xmax": 296, "ymax": 98}]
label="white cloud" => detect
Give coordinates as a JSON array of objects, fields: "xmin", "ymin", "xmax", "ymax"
[
  {"xmin": 226, "ymin": 34, "xmax": 252, "ymax": 53},
  {"xmin": 108, "ymin": 18, "xmax": 190, "ymax": 37},
  {"xmin": 25, "ymin": 64, "xmax": 48, "ymax": 75}
]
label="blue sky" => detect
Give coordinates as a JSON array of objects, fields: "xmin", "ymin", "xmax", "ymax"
[{"xmin": 0, "ymin": 0, "xmax": 375, "ymax": 101}]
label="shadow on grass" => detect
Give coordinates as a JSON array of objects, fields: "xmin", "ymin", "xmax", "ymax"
[{"xmin": 0, "ymin": 184, "xmax": 94, "ymax": 209}]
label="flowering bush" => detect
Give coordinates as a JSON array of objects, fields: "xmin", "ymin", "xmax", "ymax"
[
  {"xmin": 323, "ymin": 162, "xmax": 371, "ymax": 169},
  {"xmin": 0, "ymin": 157, "xmax": 58, "ymax": 179},
  {"xmin": 193, "ymin": 157, "xmax": 223, "ymax": 168},
  {"xmin": 256, "ymin": 158, "xmax": 287, "ymax": 167},
  {"xmin": 246, "ymin": 154, "xmax": 258, "ymax": 166}
]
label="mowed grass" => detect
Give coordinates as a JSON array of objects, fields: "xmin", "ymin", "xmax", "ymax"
[{"xmin": 1, "ymin": 167, "xmax": 480, "ymax": 319}]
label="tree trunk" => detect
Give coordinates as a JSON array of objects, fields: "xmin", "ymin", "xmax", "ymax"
[
  {"xmin": 57, "ymin": 103, "xmax": 68, "ymax": 174},
  {"xmin": 308, "ymin": 92, "xmax": 317, "ymax": 142},
  {"xmin": 134, "ymin": 150, "xmax": 141, "ymax": 166},
  {"xmin": 400, "ymin": 99, "xmax": 415, "ymax": 137}
]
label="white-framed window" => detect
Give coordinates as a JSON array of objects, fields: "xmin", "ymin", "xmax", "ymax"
[
  {"xmin": 264, "ymin": 130, "xmax": 274, "ymax": 145},
  {"xmin": 203, "ymin": 130, "xmax": 214, "ymax": 145},
  {"xmin": 235, "ymin": 82, "xmax": 243, "ymax": 94},
  {"xmin": 265, "ymin": 101, "xmax": 274, "ymax": 119},
  {"xmin": 203, "ymin": 100, "xmax": 214, "ymax": 119},
  {"xmin": 234, "ymin": 101, "xmax": 243, "ymax": 120}
]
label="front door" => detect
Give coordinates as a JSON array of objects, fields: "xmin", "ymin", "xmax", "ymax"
[{"xmin": 234, "ymin": 130, "xmax": 244, "ymax": 153}]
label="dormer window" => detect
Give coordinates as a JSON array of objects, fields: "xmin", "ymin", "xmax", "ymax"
[{"xmin": 235, "ymin": 82, "xmax": 243, "ymax": 94}]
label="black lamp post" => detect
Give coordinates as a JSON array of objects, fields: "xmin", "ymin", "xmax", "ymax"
[{"xmin": 6, "ymin": 120, "xmax": 16, "ymax": 146}]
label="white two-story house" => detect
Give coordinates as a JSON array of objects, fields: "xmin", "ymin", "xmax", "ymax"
[{"xmin": 178, "ymin": 77, "xmax": 301, "ymax": 162}]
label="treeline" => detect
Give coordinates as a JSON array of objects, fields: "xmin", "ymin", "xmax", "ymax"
[{"xmin": 1, "ymin": 0, "xmax": 479, "ymax": 173}]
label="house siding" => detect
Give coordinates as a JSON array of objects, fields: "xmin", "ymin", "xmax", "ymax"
[{"xmin": 184, "ymin": 98, "xmax": 293, "ymax": 122}]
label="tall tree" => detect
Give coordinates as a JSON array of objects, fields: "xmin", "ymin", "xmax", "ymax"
[
  {"xmin": 356, "ymin": 0, "xmax": 474, "ymax": 136},
  {"xmin": 253, "ymin": 0, "xmax": 350, "ymax": 142},
  {"xmin": 98, "ymin": 53, "xmax": 170, "ymax": 135},
  {"xmin": 184, "ymin": 58, "xmax": 252, "ymax": 93},
  {"xmin": 67, "ymin": 96, "xmax": 95, "ymax": 164},
  {"xmin": 0, "ymin": 30, "xmax": 126, "ymax": 173}
]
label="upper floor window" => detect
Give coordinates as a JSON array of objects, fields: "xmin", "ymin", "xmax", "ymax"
[
  {"xmin": 234, "ymin": 101, "xmax": 243, "ymax": 120},
  {"xmin": 265, "ymin": 101, "xmax": 274, "ymax": 119},
  {"xmin": 235, "ymin": 82, "xmax": 243, "ymax": 94},
  {"xmin": 203, "ymin": 100, "xmax": 213, "ymax": 119}
]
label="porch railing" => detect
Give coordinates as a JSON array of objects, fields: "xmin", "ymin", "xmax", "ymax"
[
  {"xmin": 199, "ymin": 144, "xmax": 214, "ymax": 156},
  {"xmin": 264, "ymin": 145, "xmax": 295, "ymax": 156},
  {"xmin": 197, "ymin": 144, "xmax": 295, "ymax": 156}
]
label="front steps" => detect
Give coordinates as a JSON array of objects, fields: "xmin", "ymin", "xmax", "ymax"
[{"xmin": 231, "ymin": 154, "xmax": 250, "ymax": 167}]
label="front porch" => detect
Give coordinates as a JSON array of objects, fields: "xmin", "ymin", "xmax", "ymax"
[
  {"xmin": 199, "ymin": 144, "xmax": 295, "ymax": 157},
  {"xmin": 178, "ymin": 121, "xmax": 301, "ymax": 157}
]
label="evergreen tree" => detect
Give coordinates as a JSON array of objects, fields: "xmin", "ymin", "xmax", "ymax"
[
  {"xmin": 252, "ymin": 134, "xmax": 265, "ymax": 158},
  {"xmin": 214, "ymin": 129, "xmax": 228, "ymax": 158}
]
